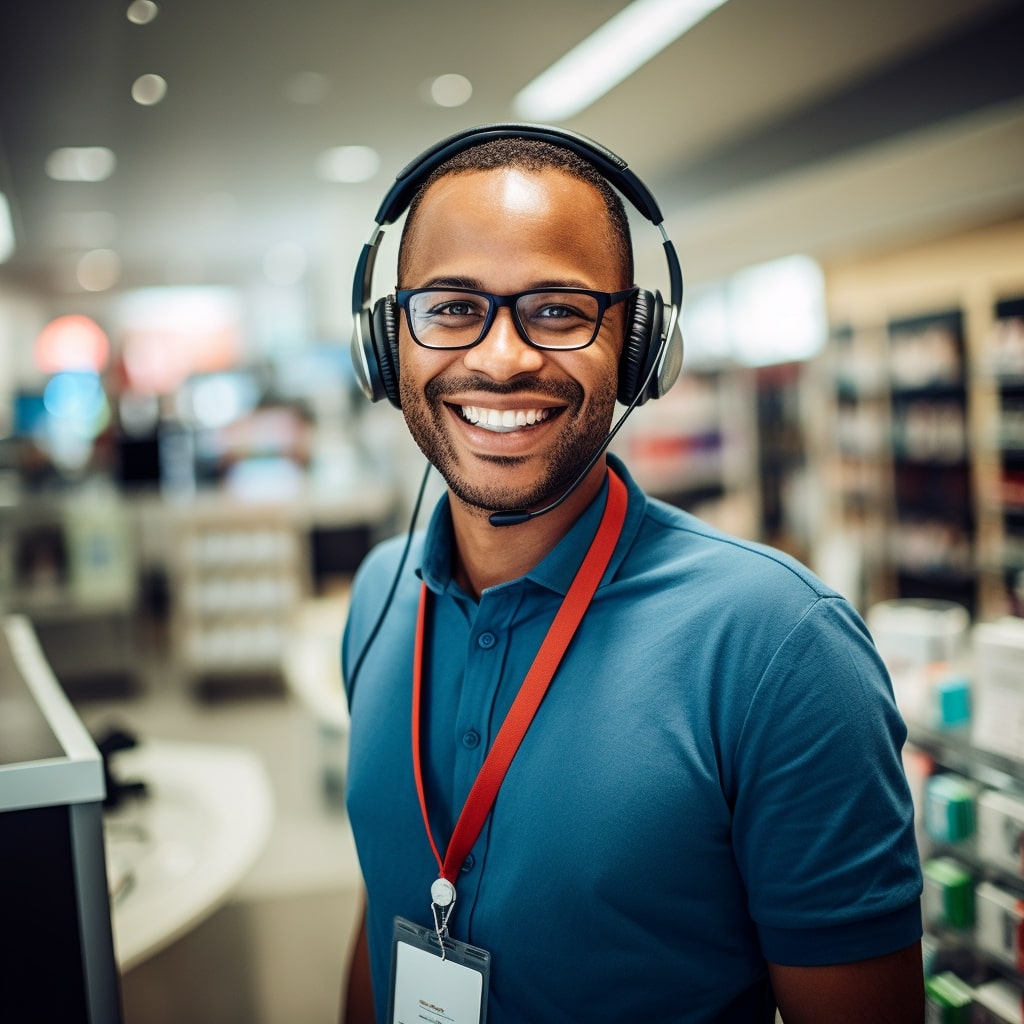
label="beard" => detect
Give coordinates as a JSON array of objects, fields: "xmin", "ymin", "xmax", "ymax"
[{"xmin": 399, "ymin": 372, "xmax": 618, "ymax": 513}]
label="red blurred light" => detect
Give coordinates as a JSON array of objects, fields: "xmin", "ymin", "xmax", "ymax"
[{"xmin": 35, "ymin": 314, "xmax": 110, "ymax": 373}]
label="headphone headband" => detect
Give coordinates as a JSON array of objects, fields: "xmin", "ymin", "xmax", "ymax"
[{"xmin": 374, "ymin": 122, "xmax": 666, "ymax": 228}]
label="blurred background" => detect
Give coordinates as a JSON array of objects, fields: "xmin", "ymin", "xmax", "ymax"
[{"xmin": 1, "ymin": 0, "xmax": 1023, "ymax": 1021}]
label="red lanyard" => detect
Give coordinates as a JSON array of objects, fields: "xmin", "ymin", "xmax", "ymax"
[{"xmin": 411, "ymin": 468, "xmax": 628, "ymax": 887}]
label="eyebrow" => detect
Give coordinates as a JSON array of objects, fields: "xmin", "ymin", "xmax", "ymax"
[{"xmin": 417, "ymin": 276, "xmax": 598, "ymax": 292}]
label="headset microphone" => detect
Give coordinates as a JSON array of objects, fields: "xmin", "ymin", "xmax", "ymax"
[{"xmin": 486, "ymin": 407, "xmax": 632, "ymax": 527}]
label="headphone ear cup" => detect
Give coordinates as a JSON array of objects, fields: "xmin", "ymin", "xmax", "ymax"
[
  {"xmin": 618, "ymin": 290, "xmax": 659, "ymax": 406},
  {"xmin": 370, "ymin": 296, "xmax": 402, "ymax": 408}
]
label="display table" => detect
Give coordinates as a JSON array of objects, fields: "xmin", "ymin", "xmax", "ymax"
[{"xmin": 105, "ymin": 738, "xmax": 274, "ymax": 972}]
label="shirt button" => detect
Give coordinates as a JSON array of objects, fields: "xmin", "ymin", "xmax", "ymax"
[
  {"xmin": 462, "ymin": 730, "xmax": 480, "ymax": 749},
  {"xmin": 477, "ymin": 632, "xmax": 496, "ymax": 649},
  {"xmin": 461, "ymin": 854, "xmax": 476, "ymax": 873}
]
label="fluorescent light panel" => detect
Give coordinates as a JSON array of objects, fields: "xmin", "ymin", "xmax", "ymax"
[
  {"xmin": 0, "ymin": 192, "xmax": 13, "ymax": 262},
  {"xmin": 514, "ymin": 0, "xmax": 729, "ymax": 121},
  {"xmin": 45, "ymin": 147, "xmax": 116, "ymax": 182}
]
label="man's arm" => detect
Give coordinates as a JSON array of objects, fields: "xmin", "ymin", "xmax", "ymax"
[
  {"xmin": 769, "ymin": 941, "xmax": 924, "ymax": 1024},
  {"xmin": 342, "ymin": 902, "xmax": 375, "ymax": 1024}
]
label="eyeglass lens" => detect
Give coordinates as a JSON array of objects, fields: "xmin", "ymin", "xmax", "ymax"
[{"xmin": 405, "ymin": 289, "xmax": 602, "ymax": 350}]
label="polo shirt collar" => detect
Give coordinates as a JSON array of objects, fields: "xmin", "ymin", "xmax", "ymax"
[{"xmin": 418, "ymin": 453, "xmax": 645, "ymax": 598}]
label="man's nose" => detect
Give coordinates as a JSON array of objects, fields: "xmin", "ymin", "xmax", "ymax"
[{"xmin": 462, "ymin": 305, "xmax": 545, "ymax": 378}]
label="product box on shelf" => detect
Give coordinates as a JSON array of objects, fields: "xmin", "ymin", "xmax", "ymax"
[
  {"xmin": 971, "ymin": 977, "xmax": 1023, "ymax": 1024},
  {"xmin": 924, "ymin": 971, "xmax": 973, "ymax": 1022},
  {"xmin": 972, "ymin": 619, "xmax": 1024, "ymax": 760},
  {"xmin": 974, "ymin": 881, "xmax": 1024, "ymax": 972},
  {"xmin": 977, "ymin": 789, "xmax": 1024, "ymax": 879},
  {"xmin": 923, "ymin": 857, "xmax": 975, "ymax": 930},
  {"xmin": 925, "ymin": 774, "xmax": 979, "ymax": 844}
]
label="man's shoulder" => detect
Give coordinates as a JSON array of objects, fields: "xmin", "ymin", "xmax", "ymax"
[
  {"xmin": 629, "ymin": 489, "xmax": 837, "ymax": 601},
  {"xmin": 350, "ymin": 530, "xmax": 424, "ymax": 602}
]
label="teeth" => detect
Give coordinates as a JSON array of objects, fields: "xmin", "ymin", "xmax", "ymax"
[{"xmin": 460, "ymin": 406, "xmax": 551, "ymax": 433}]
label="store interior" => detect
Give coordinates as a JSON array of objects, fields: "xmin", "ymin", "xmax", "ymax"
[{"xmin": 2, "ymin": 1, "xmax": 1024, "ymax": 1021}]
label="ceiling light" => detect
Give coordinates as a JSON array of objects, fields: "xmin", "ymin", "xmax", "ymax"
[
  {"xmin": 126, "ymin": 0, "xmax": 159, "ymax": 25},
  {"xmin": 513, "ymin": 0, "xmax": 730, "ymax": 121},
  {"xmin": 132, "ymin": 73, "xmax": 167, "ymax": 106},
  {"xmin": 45, "ymin": 147, "xmax": 117, "ymax": 182},
  {"xmin": 429, "ymin": 74, "xmax": 473, "ymax": 108},
  {"xmin": 77, "ymin": 248, "xmax": 122, "ymax": 292},
  {"xmin": 0, "ymin": 193, "xmax": 14, "ymax": 262},
  {"xmin": 315, "ymin": 145, "xmax": 380, "ymax": 184}
]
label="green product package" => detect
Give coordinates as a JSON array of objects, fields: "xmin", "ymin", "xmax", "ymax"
[
  {"xmin": 924, "ymin": 971, "xmax": 973, "ymax": 1023},
  {"xmin": 923, "ymin": 857, "xmax": 974, "ymax": 929}
]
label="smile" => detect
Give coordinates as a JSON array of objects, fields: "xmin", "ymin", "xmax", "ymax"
[{"xmin": 458, "ymin": 405, "xmax": 553, "ymax": 433}]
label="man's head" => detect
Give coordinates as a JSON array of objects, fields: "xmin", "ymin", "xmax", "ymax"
[
  {"xmin": 393, "ymin": 139, "xmax": 635, "ymax": 517},
  {"xmin": 397, "ymin": 137, "xmax": 634, "ymax": 290}
]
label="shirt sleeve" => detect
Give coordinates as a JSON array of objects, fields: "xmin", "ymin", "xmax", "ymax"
[{"xmin": 729, "ymin": 595, "xmax": 923, "ymax": 966}]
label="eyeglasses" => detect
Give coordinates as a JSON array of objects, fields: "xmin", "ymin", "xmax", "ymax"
[{"xmin": 394, "ymin": 286, "xmax": 638, "ymax": 351}]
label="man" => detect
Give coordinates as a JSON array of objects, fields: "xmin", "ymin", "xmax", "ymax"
[{"xmin": 342, "ymin": 126, "xmax": 923, "ymax": 1023}]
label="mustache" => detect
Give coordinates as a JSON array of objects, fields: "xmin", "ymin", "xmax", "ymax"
[{"xmin": 425, "ymin": 375, "xmax": 584, "ymax": 406}]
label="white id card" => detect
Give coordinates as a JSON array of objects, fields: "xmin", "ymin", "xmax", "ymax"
[{"xmin": 387, "ymin": 917, "xmax": 490, "ymax": 1024}]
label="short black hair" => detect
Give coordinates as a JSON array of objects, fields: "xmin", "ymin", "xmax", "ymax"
[{"xmin": 397, "ymin": 136, "xmax": 634, "ymax": 287}]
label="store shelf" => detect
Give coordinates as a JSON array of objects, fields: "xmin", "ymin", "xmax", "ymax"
[
  {"xmin": 611, "ymin": 364, "xmax": 760, "ymax": 538},
  {"xmin": 907, "ymin": 720, "xmax": 1024, "ymax": 1001},
  {"xmin": 908, "ymin": 723, "xmax": 1024, "ymax": 794}
]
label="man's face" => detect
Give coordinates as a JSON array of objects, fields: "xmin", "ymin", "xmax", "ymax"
[{"xmin": 397, "ymin": 166, "xmax": 628, "ymax": 514}]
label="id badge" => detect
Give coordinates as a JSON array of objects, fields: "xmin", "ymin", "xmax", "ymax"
[{"xmin": 387, "ymin": 917, "xmax": 491, "ymax": 1024}]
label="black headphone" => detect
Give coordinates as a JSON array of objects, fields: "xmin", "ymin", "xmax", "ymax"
[{"xmin": 351, "ymin": 123, "xmax": 683, "ymax": 410}]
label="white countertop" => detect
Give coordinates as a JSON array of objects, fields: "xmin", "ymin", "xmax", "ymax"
[
  {"xmin": 105, "ymin": 738, "xmax": 274, "ymax": 972},
  {"xmin": 0, "ymin": 615, "xmax": 105, "ymax": 812}
]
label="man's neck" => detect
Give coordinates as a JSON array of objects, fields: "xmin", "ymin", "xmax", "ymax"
[{"xmin": 448, "ymin": 462, "xmax": 608, "ymax": 600}]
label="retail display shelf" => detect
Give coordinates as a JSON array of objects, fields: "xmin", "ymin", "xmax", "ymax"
[{"xmin": 907, "ymin": 722, "xmax": 1024, "ymax": 792}]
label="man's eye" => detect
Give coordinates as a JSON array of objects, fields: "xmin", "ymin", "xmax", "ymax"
[
  {"xmin": 535, "ymin": 304, "xmax": 578, "ymax": 320},
  {"xmin": 436, "ymin": 301, "xmax": 479, "ymax": 317}
]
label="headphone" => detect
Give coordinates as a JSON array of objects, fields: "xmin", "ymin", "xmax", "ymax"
[{"xmin": 350, "ymin": 123, "xmax": 684, "ymax": 411}]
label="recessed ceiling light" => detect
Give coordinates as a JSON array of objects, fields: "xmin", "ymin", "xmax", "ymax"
[
  {"xmin": 126, "ymin": 0, "xmax": 159, "ymax": 25},
  {"xmin": 132, "ymin": 73, "xmax": 167, "ymax": 106},
  {"xmin": 429, "ymin": 74, "xmax": 473, "ymax": 108},
  {"xmin": 513, "ymin": 0, "xmax": 730, "ymax": 121},
  {"xmin": 45, "ymin": 147, "xmax": 117, "ymax": 182},
  {"xmin": 77, "ymin": 248, "xmax": 122, "ymax": 292},
  {"xmin": 315, "ymin": 145, "xmax": 380, "ymax": 184}
]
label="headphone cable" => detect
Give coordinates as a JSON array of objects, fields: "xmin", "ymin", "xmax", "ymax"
[{"xmin": 345, "ymin": 459, "xmax": 433, "ymax": 701}]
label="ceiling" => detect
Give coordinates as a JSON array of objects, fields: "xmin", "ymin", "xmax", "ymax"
[{"xmin": 1, "ymin": 0, "xmax": 1023, "ymax": 333}]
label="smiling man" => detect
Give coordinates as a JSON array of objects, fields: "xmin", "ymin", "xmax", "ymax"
[{"xmin": 341, "ymin": 126, "xmax": 924, "ymax": 1023}]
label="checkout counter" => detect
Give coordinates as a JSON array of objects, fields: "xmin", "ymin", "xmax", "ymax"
[
  {"xmin": 0, "ymin": 615, "xmax": 122, "ymax": 1022},
  {"xmin": 0, "ymin": 615, "xmax": 274, "ymax": 1021}
]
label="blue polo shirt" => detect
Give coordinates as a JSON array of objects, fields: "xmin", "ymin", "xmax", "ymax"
[{"xmin": 343, "ymin": 455, "xmax": 922, "ymax": 1023}]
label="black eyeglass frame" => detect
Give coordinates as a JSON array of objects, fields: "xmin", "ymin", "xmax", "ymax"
[{"xmin": 394, "ymin": 286, "xmax": 639, "ymax": 352}]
